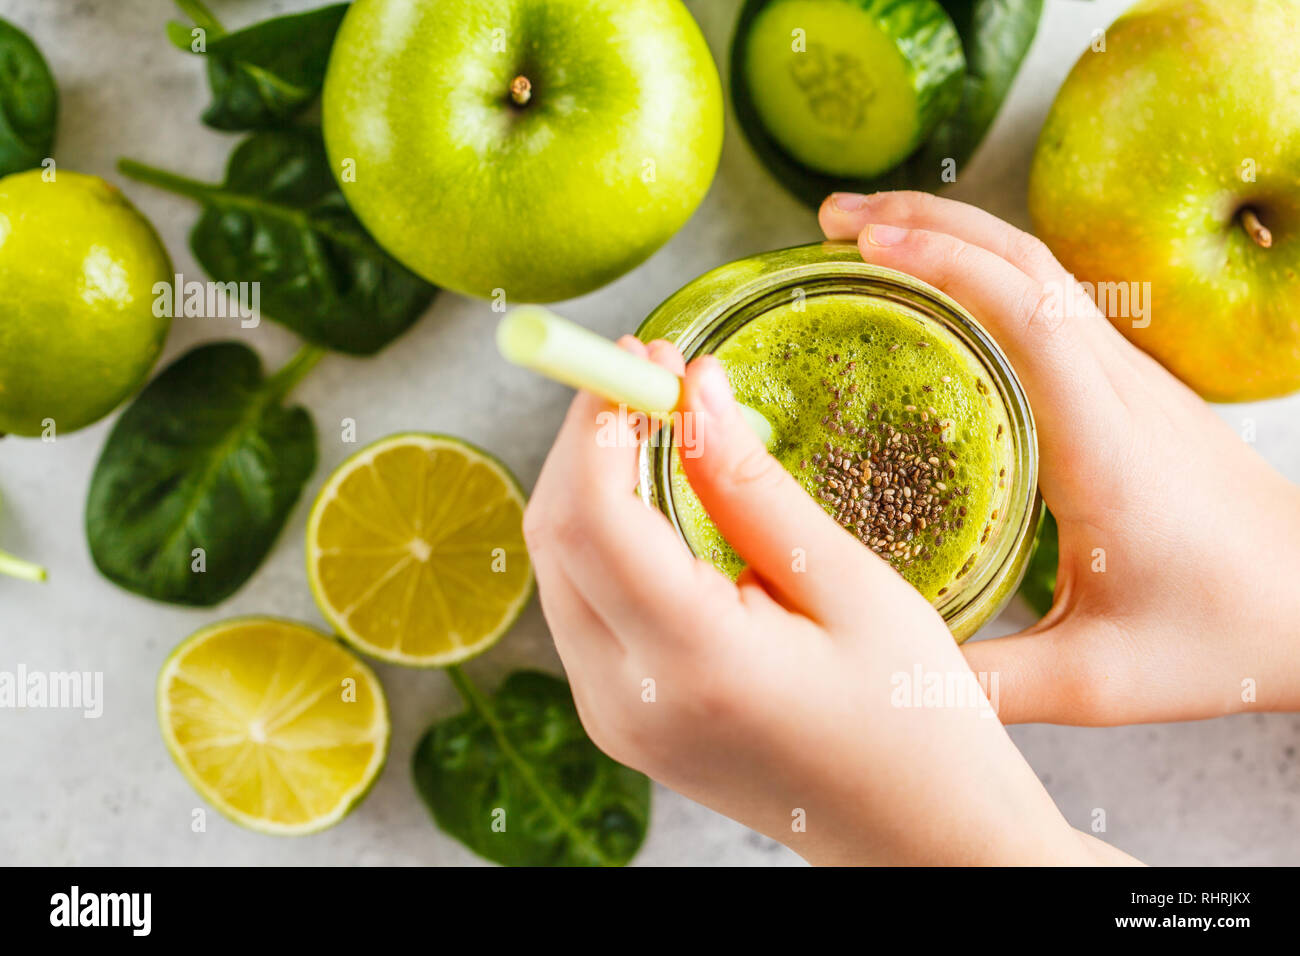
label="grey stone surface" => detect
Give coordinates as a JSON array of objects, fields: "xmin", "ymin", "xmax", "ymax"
[{"xmin": 0, "ymin": 0, "xmax": 1296, "ymax": 866}]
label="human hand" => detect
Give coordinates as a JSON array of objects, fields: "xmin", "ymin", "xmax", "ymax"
[
  {"xmin": 525, "ymin": 337, "xmax": 1101, "ymax": 865},
  {"xmin": 821, "ymin": 190, "xmax": 1300, "ymax": 726}
]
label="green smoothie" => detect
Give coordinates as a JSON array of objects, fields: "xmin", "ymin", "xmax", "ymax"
[{"xmin": 670, "ymin": 293, "xmax": 1012, "ymax": 601}]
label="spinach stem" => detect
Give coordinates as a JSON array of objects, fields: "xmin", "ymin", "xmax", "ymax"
[
  {"xmin": 444, "ymin": 666, "xmax": 616, "ymax": 866},
  {"xmin": 175, "ymin": 0, "xmax": 225, "ymax": 35},
  {"xmin": 117, "ymin": 157, "xmax": 381, "ymax": 257},
  {"xmin": 445, "ymin": 665, "xmax": 485, "ymax": 710},
  {"xmin": 0, "ymin": 549, "xmax": 47, "ymax": 583},
  {"xmin": 266, "ymin": 344, "xmax": 327, "ymax": 400},
  {"xmin": 117, "ymin": 158, "xmax": 216, "ymax": 204}
]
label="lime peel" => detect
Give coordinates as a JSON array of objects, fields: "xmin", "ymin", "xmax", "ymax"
[
  {"xmin": 157, "ymin": 617, "xmax": 390, "ymax": 836},
  {"xmin": 306, "ymin": 433, "xmax": 533, "ymax": 668}
]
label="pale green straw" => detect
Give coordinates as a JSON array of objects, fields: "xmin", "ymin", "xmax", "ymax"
[
  {"xmin": 0, "ymin": 549, "xmax": 46, "ymax": 582},
  {"xmin": 497, "ymin": 306, "xmax": 774, "ymax": 447}
]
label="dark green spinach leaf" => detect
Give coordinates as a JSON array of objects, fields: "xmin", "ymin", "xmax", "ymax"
[
  {"xmin": 1017, "ymin": 505, "xmax": 1057, "ymax": 617},
  {"xmin": 0, "ymin": 16, "xmax": 57, "ymax": 177},
  {"xmin": 414, "ymin": 669, "xmax": 651, "ymax": 867},
  {"xmin": 916, "ymin": 0, "xmax": 1046, "ymax": 171},
  {"xmin": 731, "ymin": 0, "xmax": 1045, "ymax": 206},
  {"xmin": 119, "ymin": 128, "xmax": 436, "ymax": 355},
  {"xmin": 169, "ymin": 1, "xmax": 349, "ymax": 131},
  {"xmin": 86, "ymin": 342, "xmax": 319, "ymax": 607}
]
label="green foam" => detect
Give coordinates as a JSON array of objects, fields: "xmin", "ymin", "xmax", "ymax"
[{"xmin": 671, "ymin": 293, "xmax": 1011, "ymax": 600}]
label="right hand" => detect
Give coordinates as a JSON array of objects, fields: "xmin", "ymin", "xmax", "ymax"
[
  {"xmin": 822, "ymin": 190, "xmax": 1300, "ymax": 726},
  {"xmin": 523, "ymin": 337, "xmax": 1095, "ymax": 865}
]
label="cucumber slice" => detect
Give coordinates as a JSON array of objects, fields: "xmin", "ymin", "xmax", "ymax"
[{"xmin": 740, "ymin": 0, "xmax": 965, "ymax": 179}]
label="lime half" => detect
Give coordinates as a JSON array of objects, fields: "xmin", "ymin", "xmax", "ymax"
[
  {"xmin": 157, "ymin": 617, "xmax": 390, "ymax": 836},
  {"xmin": 306, "ymin": 433, "xmax": 532, "ymax": 667}
]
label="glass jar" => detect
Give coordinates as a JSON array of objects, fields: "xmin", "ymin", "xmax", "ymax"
[{"xmin": 636, "ymin": 241, "xmax": 1040, "ymax": 641}]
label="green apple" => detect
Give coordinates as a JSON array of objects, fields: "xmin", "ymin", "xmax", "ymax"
[
  {"xmin": 1029, "ymin": 0, "xmax": 1300, "ymax": 402},
  {"xmin": 737, "ymin": 0, "xmax": 964, "ymax": 178},
  {"xmin": 322, "ymin": 0, "xmax": 724, "ymax": 304},
  {"xmin": 0, "ymin": 170, "xmax": 172, "ymax": 437}
]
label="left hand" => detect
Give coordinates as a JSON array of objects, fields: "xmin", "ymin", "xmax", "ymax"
[{"xmin": 819, "ymin": 190, "xmax": 1300, "ymax": 727}]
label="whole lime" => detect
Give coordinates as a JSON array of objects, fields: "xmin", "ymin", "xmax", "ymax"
[
  {"xmin": 322, "ymin": 0, "xmax": 723, "ymax": 304},
  {"xmin": 0, "ymin": 170, "xmax": 172, "ymax": 436}
]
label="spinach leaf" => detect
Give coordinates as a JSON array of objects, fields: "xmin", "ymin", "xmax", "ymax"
[
  {"xmin": 119, "ymin": 128, "xmax": 436, "ymax": 355},
  {"xmin": 169, "ymin": 1, "xmax": 350, "ymax": 131},
  {"xmin": 916, "ymin": 0, "xmax": 1046, "ymax": 170},
  {"xmin": 414, "ymin": 669, "xmax": 651, "ymax": 867},
  {"xmin": 86, "ymin": 342, "xmax": 319, "ymax": 607},
  {"xmin": 0, "ymin": 16, "xmax": 57, "ymax": 177},
  {"xmin": 1017, "ymin": 505, "xmax": 1058, "ymax": 617},
  {"xmin": 731, "ymin": 0, "xmax": 1045, "ymax": 206}
]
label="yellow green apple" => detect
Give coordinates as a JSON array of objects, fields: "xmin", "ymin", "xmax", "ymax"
[{"xmin": 1029, "ymin": 0, "xmax": 1300, "ymax": 402}]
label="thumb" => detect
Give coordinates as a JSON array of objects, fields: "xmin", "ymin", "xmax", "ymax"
[
  {"xmin": 961, "ymin": 618, "xmax": 1103, "ymax": 725},
  {"xmin": 679, "ymin": 355, "xmax": 912, "ymax": 624}
]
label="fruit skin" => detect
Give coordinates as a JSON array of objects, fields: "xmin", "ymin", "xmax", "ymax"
[
  {"xmin": 322, "ymin": 0, "xmax": 723, "ymax": 304},
  {"xmin": 0, "ymin": 170, "xmax": 172, "ymax": 435},
  {"xmin": 305, "ymin": 432, "xmax": 534, "ymax": 668},
  {"xmin": 1029, "ymin": 0, "xmax": 1300, "ymax": 402},
  {"xmin": 157, "ymin": 616, "xmax": 391, "ymax": 837},
  {"xmin": 740, "ymin": 0, "xmax": 965, "ymax": 179}
]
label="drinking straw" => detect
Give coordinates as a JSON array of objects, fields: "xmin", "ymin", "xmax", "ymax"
[
  {"xmin": 497, "ymin": 306, "xmax": 774, "ymax": 447},
  {"xmin": 0, "ymin": 550, "xmax": 46, "ymax": 582}
]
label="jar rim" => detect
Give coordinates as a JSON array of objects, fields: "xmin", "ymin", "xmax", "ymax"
[{"xmin": 636, "ymin": 241, "xmax": 1041, "ymax": 639}]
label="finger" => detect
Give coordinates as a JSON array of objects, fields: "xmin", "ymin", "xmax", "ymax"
[
  {"xmin": 533, "ymin": 334, "xmax": 651, "ymax": 503},
  {"xmin": 530, "ymin": 542, "xmax": 628, "ymax": 667},
  {"xmin": 735, "ymin": 565, "xmax": 781, "ymax": 605},
  {"xmin": 528, "ymin": 548, "xmax": 635, "ymax": 752},
  {"xmin": 961, "ymin": 618, "xmax": 1169, "ymax": 727},
  {"xmin": 734, "ymin": 564, "xmax": 800, "ymax": 616},
  {"xmin": 618, "ymin": 334, "xmax": 649, "ymax": 357},
  {"xmin": 851, "ymin": 224, "xmax": 1127, "ymax": 472},
  {"xmin": 960, "ymin": 560, "xmax": 1124, "ymax": 726},
  {"xmin": 528, "ymin": 339, "xmax": 739, "ymax": 646},
  {"xmin": 679, "ymin": 354, "xmax": 919, "ymax": 627},
  {"xmin": 960, "ymin": 625, "xmax": 1087, "ymax": 725},
  {"xmin": 525, "ymin": 395, "xmax": 639, "ymax": 659},
  {"xmin": 645, "ymin": 338, "xmax": 686, "ymax": 376},
  {"xmin": 823, "ymin": 191, "xmax": 1156, "ymax": 406},
  {"xmin": 820, "ymin": 191, "xmax": 1068, "ymax": 286},
  {"xmin": 966, "ymin": 610, "xmax": 1255, "ymax": 727}
]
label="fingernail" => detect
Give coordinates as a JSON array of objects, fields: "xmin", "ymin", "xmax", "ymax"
[
  {"xmin": 866, "ymin": 224, "xmax": 909, "ymax": 246},
  {"xmin": 831, "ymin": 192, "xmax": 869, "ymax": 212},
  {"xmin": 695, "ymin": 357, "xmax": 734, "ymax": 418}
]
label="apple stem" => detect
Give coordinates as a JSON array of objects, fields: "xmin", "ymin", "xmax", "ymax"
[
  {"xmin": 509, "ymin": 75, "xmax": 532, "ymax": 106},
  {"xmin": 1240, "ymin": 208, "xmax": 1273, "ymax": 249}
]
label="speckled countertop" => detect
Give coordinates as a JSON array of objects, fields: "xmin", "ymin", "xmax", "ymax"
[{"xmin": 1, "ymin": 0, "xmax": 1296, "ymax": 866}]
